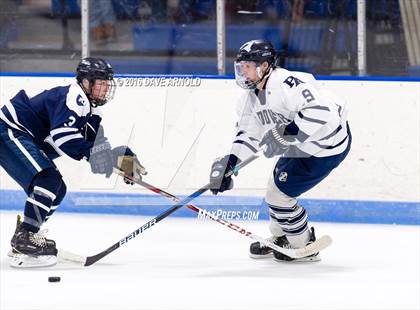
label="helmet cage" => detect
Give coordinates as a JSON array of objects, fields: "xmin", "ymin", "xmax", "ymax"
[{"xmin": 89, "ymin": 78, "xmax": 116, "ymax": 107}]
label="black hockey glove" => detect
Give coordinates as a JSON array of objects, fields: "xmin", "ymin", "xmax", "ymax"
[
  {"xmin": 209, "ymin": 154, "xmax": 240, "ymax": 195},
  {"xmin": 112, "ymin": 146, "xmax": 147, "ymax": 185},
  {"xmin": 259, "ymin": 123, "xmax": 291, "ymax": 158},
  {"xmin": 89, "ymin": 138, "xmax": 114, "ymax": 178}
]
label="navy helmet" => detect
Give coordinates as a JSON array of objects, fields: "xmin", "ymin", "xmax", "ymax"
[
  {"xmin": 234, "ymin": 40, "xmax": 277, "ymax": 89},
  {"xmin": 236, "ymin": 40, "xmax": 276, "ymax": 67},
  {"xmin": 76, "ymin": 57, "xmax": 114, "ymax": 83}
]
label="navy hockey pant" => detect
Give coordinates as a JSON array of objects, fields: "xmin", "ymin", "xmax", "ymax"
[
  {"xmin": 0, "ymin": 121, "xmax": 66, "ymax": 232},
  {"xmin": 273, "ymin": 127, "xmax": 352, "ymax": 198}
]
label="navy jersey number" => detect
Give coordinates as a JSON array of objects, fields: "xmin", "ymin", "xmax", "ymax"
[{"xmin": 302, "ymin": 89, "xmax": 315, "ymax": 103}]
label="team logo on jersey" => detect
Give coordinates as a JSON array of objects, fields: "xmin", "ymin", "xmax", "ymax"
[
  {"xmin": 278, "ymin": 172, "xmax": 288, "ymax": 182},
  {"xmin": 76, "ymin": 94, "xmax": 86, "ymax": 106},
  {"xmin": 283, "ymin": 76, "xmax": 305, "ymax": 88}
]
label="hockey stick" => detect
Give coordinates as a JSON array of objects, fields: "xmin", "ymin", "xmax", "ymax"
[
  {"xmin": 114, "ymin": 174, "xmax": 332, "ymax": 260},
  {"xmin": 59, "ymin": 150, "xmax": 262, "ymax": 266}
]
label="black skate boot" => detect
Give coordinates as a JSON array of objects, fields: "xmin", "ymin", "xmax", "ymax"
[
  {"xmin": 250, "ymin": 236, "xmax": 279, "ymax": 259},
  {"xmin": 273, "ymin": 227, "xmax": 320, "ymax": 262},
  {"xmin": 9, "ymin": 215, "xmax": 58, "ymax": 268},
  {"xmin": 7, "ymin": 215, "xmax": 23, "ymax": 257}
]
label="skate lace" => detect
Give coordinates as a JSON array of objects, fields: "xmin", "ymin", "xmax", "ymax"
[
  {"xmin": 282, "ymin": 242, "xmax": 293, "ymax": 249},
  {"xmin": 29, "ymin": 229, "xmax": 48, "ymax": 247},
  {"xmin": 266, "ymin": 236, "xmax": 277, "ymax": 243},
  {"xmin": 261, "ymin": 236, "xmax": 278, "ymax": 248},
  {"xmin": 271, "ymin": 236, "xmax": 293, "ymax": 249}
]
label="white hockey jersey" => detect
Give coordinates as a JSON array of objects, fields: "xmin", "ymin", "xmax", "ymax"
[{"xmin": 230, "ymin": 68, "xmax": 349, "ymax": 160}]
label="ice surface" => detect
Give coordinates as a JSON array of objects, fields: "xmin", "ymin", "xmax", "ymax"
[{"xmin": 1, "ymin": 211, "xmax": 419, "ymax": 310}]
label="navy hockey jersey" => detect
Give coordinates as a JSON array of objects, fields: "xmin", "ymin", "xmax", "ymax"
[{"xmin": 0, "ymin": 83, "xmax": 102, "ymax": 160}]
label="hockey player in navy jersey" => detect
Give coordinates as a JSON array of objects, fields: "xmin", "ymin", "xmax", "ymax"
[
  {"xmin": 0, "ymin": 57, "xmax": 147, "ymax": 267},
  {"xmin": 209, "ymin": 40, "xmax": 351, "ymax": 262}
]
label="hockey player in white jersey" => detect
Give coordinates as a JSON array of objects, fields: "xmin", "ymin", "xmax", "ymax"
[
  {"xmin": 0, "ymin": 57, "xmax": 147, "ymax": 267},
  {"xmin": 209, "ymin": 40, "xmax": 351, "ymax": 262}
]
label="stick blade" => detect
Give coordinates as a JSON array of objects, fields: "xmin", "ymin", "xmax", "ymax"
[
  {"xmin": 295, "ymin": 235, "xmax": 333, "ymax": 258},
  {"xmin": 57, "ymin": 249, "xmax": 87, "ymax": 265}
]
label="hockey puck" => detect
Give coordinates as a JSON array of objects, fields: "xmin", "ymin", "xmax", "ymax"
[{"xmin": 48, "ymin": 276, "xmax": 61, "ymax": 283}]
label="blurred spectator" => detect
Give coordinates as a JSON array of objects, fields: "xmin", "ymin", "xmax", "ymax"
[
  {"xmin": 173, "ymin": 0, "xmax": 195, "ymax": 24},
  {"xmin": 137, "ymin": 1, "xmax": 153, "ymax": 20},
  {"xmin": 291, "ymin": 0, "xmax": 305, "ymax": 22},
  {"xmin": 255, "ymin": 0, "xmax": 307, "ymax": 22},
  {"xmin": 89, "ymin": 0, "xmax": 117, "ymax": 44},
  {"xmin": 170, "ymin": 0, "xmax": 215, "ymax": 24},
  {"xmin": 0, "ymin": 0, "xmax": 20, "ymax": 48},
  {"xmin": 149, "ymin": 0, "xmax": 168, "ymax": 22},
  {"xmin": 135, "ymin": 1, "xmax": 169, "ymax": 23}
]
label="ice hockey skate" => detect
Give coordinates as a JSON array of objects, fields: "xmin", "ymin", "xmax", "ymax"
[
  {"xmin": 250, "ymin": 227, "xmax": 321, "ymax": 262},
  {"xmin": 249, "ymin": 236, "xmax": 278, "ymax": 259},
  {"xmin": 9, "ymin": 215, "xmax": 58, "ymax": 268}
]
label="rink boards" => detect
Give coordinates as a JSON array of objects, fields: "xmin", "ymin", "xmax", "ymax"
[{"xmin": 0, "ymin": 74, "xmax": 419, "ymax": 225}]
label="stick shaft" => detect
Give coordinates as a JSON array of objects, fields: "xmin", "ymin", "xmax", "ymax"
[
  {"xmin": 84, "ymin": 152, "xmax": 262, "ymax": 266},
  {"xmin": 134, "ymin": 179, "xmax": 332, "ymax": 259}
]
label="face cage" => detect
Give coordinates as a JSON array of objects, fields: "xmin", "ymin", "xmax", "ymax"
[
  {"xmin": 234, "ymin": 61, "xmax": 263, "ymax": 90},
  {"xmin": 90, "ymin": 78, "xmax": 116, "ymax": 107}
]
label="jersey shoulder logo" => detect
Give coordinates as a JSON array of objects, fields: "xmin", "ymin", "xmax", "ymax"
[
  {"xmin": 283, "ymin": 76, "xmax": 305, "ymax": 88},
  {"xmin": 278, "ymin": 171, "xmax": 288, "ymax": 182},
  {"xmin": 76, "ymin": 94, "xmax": 86, "ymax": 106}
]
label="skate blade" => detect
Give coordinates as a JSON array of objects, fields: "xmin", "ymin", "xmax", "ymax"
[
  {"xmin": 250, "ymin": 252, "xmax": 274, "ymax": 259},
  {"xmin": 7, "ymin": 249, "xmax": 16, "ymax": 257},
  {"xmin": 273, "ymin": 255, "xmax": 321, "ymax": 263},
  {"xmin": 9, "ymin": 253, "xmax": 57, "ymax": 268}
]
